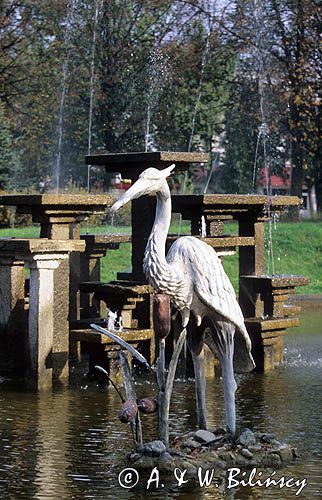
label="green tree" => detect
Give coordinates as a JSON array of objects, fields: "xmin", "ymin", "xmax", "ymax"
[
  {"xmin": 270, "ymin": 0, "xmax": 321, "ymax": 216},
  {"xmin": 0, "ymin": 105, "xmax": 21, "ymax": 190},
  {"xmin": 219, "ymin": 0, "xmax": 321, "ymax": 207}
]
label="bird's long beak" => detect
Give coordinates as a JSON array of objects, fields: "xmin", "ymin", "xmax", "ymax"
[{"xmin": 110, "ymin": 177, "xmax": 150, "ymax": 213}]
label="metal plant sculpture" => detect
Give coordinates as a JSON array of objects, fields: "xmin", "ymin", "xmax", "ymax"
[{"xmin": 109, "ymin": 165, "xmax": 255, "ymax": 445}]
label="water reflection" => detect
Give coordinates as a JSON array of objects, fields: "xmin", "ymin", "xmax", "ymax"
[{"xmin": 0, "ymin": 310, "xmax": 320, "ymax": 499}]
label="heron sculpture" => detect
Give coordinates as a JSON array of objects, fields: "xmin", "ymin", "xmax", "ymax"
[{"xmin": 111, "ymin": 164, "xmax": 255, "ymax": 438}]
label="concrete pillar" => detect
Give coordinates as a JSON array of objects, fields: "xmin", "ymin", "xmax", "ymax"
[
  {"xmin": 53, "ymin": 258, "xmax": 70, "ymax": 383},
  {"xmin": 131, "ymin": 197, "xmax": 155, "ymax": 281},
  {"xmin": 0, "ymin": 257, "xmax": 25, "ymax": 325},
  {"xmin": 28, "ymin": 254, "xmax": 67, "ymax": 390},
  {"xmin": 40, "ymin": 222, "xmax": 70, "ymax": 240},
  {"xmin": 107, "ymin": 348, "xmax": 123, "ymax": 386},
  {"xmin": 80, "ymin": 248, "xmax": 106, "ymax": 318},
  {"xmin": 191, "ymin": 216, "xmax": 202, "ymax": 235},
  {"xmin": 69, "ymin": 252, "xmax": 81, "ymax": 321},
  {"xmin": 239, "ymin": 220, "xmax": 265, "ymax": 318},
  {"xmin": 0, "ymin": 257, "xmax": 26, "ymax": 372}
]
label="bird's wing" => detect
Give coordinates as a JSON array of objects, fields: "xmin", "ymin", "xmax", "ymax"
[
  {"xmin": 167, "ymin": 236, "xmax": 255, "ymax": 371},
  {"xmin": 167, "ymin": 236, "xmax": 243, "ymax": 326}
]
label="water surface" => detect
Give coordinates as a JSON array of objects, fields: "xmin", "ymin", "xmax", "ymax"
[{"xmin": 0, "ymin": 310, "xmax": 321, "ymax": 499}]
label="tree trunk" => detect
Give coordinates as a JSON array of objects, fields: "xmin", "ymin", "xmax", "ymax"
[
  {"xmin": 289, "ymin": 103, "xmax": 305, "ymax": 221},
  {"xmin": 313, "ymin": 154, "xmax": 322, "ymax": 212}
]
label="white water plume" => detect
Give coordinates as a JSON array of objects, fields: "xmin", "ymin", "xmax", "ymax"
[
  {"xmin": 252, "ymin": 0, "xmax": 275, "ymax": 275},
  {"xmin": 187, "ymin": 0, "xmax": 217, "ymax": 153},
  {"xmin": 178, "ymin": 2, "xmax": 217, "ymax": 237},
  {"xmin": 180, "ymin": 0, "xmax": 217, "ymax": 202},
  {"xmin": 87, "ymin": 0, "xmax": 102, "ymax": 192},
  {"xmin": 144, "ymin": 48, "xmax": 171, "ymax": 152}
]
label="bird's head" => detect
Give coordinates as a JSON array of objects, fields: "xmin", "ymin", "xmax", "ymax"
[{"xmin": 110, "ymin": 164, "xmax": 175, "ymax": 213}]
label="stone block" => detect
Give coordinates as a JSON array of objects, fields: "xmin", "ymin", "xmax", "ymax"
[{"xmin": 193, "ymin": 429, "xmax": 217, "ymax": 444}]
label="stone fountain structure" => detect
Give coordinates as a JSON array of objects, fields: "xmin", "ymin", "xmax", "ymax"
[
  {"xmin": 0, "ymin": 194, "xmax": 113, "ymax": 389},
  {"xmin": 84, "ymin": 151, "xmax": 309, "ymax": 375},
  {"xmin": 0, "ymin": 151, "xmax": 309, "ymax": 392}
]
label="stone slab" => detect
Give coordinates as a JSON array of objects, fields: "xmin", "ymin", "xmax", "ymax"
[
  {"xmin": 171, "ymin": 194, "xmax": 301, "ymax": 220},
  {"xmin": 245, "ymin": 317, "xmax": 299, "ymax": 332},
  {"xmin": 168, "ymin": 235, "xmax": 255, "ymax": 247},
  {"xmin": 0, "ymin": 238, "xmax": 85, "ymax": 255},
  {"xmin": 79, "ymin": 281, "xmax": 153, "ymax": 297},
  {"xmin": 70, "ymin": 327, "xmax": 153, "ymax": 344},
  {"xmin": 0, "ymin": 193, "xmax": 113, "ymax": 208},
  {"xmin": 241, "ymin": 274, "xmax": 310, "ymax": 290},
  {"xmin": 81, "ymin": 234, "xmax": 131, "ymax": 245},
  {"xmin": 81, "ymin": 234, "xmax": 131, "ymax": 254},
  {"xmin": 85, "ymin": 151, "xmax": 209, "ymax": 168}
]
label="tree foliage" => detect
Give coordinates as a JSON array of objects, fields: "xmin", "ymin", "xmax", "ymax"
[{"xmin": 0, "ymin": 0, "xmax": 320, "ymax": 213}]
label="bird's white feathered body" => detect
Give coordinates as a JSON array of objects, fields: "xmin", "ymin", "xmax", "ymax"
[
  {"xmin": 139, "ymin": 170, "xmax": 254, "ymax": 372},
  {"xmin": 111, "ymin": 165, "xmax": 255, "ymax": 435},
  {"xmin": 145, "ymin": 235, "xmax": 245, "ymax": 333},
  {"xmin": 144, "ymin": 234, "xmax": 254, "ymax": 372}
]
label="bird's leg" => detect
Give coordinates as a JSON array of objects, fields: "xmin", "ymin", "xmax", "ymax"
[
  {"xmin": 207, "ymin": 321, "xmax": 237, "ymax": 435},
  {"xmin": 187, "ymin": 323, "xmax": 207, "ymax": 430},
  {"xmin": 153, "ymin": 293, "xmax": 170, "ymax": 446},
  {"xmin": 157, "ymin": 329, "xmax": 187, "ymax": 448},
  {"xmin": 191, "ymin": 347, "xmax": 207, "ymax": 430},
  {"xmin": 157, "ymin": 338, "xmax": 167, "ymax": 445}
]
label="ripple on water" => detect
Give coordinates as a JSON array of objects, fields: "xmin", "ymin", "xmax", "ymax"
[{"xmin": 0, "ymin": 314, "xmax": 321, "ymax": 499}]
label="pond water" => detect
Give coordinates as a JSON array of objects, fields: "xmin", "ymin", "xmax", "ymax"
[{"xmin": 0, "ymin": 309, "xmax": 321, "ymax": 499}]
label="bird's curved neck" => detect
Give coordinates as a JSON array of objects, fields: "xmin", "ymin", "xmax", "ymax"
[
  {"xmin": 150, "ymin": 184, "xmax": 171, "ymax": 251},
  {"xmin": 143, "ymin": 181, "xmax": 173, "ymax": 286}
]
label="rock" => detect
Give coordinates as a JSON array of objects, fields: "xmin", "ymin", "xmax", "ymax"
[
  {"xmin": 143, "ymin": 440, "xmax": 166, "ymax": 457},
  {"xmin": 169, "ymin": 448, "xmax": 186, "ymax": 457},
  {"xmin": 133, "ymin": 456, "xmax": 155, "ymax": 470},
  {"xmin": 262, "ymin": 452, "xmax": 282, "ymax": 468},
  {"xmin": 241, "ymin": 448, "xmax": 253, "ymax": 459},
  {"xmin": 235, "ymin": 455, "xmax": 249, "ymax": 466},
  {"xmin": 260, "ymin": 433, "xmax": 276, "ymax": 444},
  {"xmin": 209, "ymin": 427, "xmax": 226, "ymax": 436},
  {"xmin": 255, "ymin": 432, "xmax": 265, "ymax": 439},
  {"xmin": 193, "ymin": 429, "xmax": 217, "ymax": 444},
  {"xmin": 158, "ymin": 452, "xmax": 175, "ymax": 472},
  {"xmin": 181, "ymin": 431, "xmax": 195, "ymax": 439},
  {"xmin": 145, "ymin": 429, "xmax": 294, "ymax": 473},
  {"xmin": 182, "ymin": 438, "xmax": 200, "ymax": 450},
  {"xmin": 180, "ymin": 461, "xmax": 197, "ymax": 474},
  {"xmin": 248, "ymin": 444, "xmax": 262, "ymax": 453},
  {"xmin": 199, "ymin": 451, "xmax": 219, "ymax": 461},
  {"xmin": 276, "ymin": 445, "xmax": 293, "ymax": 462},
  {"xmin": 238, "ymin": 428, "xmax": 256, "ymax": 447},
  {"xmin": 129, "ymin": 452, "xmax": 142, "ymax": 462},
  {"xmin": 217, "ymin": 450, "xmax": 235, "ymax": 465},
  {"xmin": 160, "ymin": 452, "xmax": 173, "ymax": 461},
  {"xmin": 250, "ymin": 452, "xmax": 264, "ymax": 466},
  {"xmin": 215, "ymin": 459, "xmax": 227, "ymax": 470}
]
